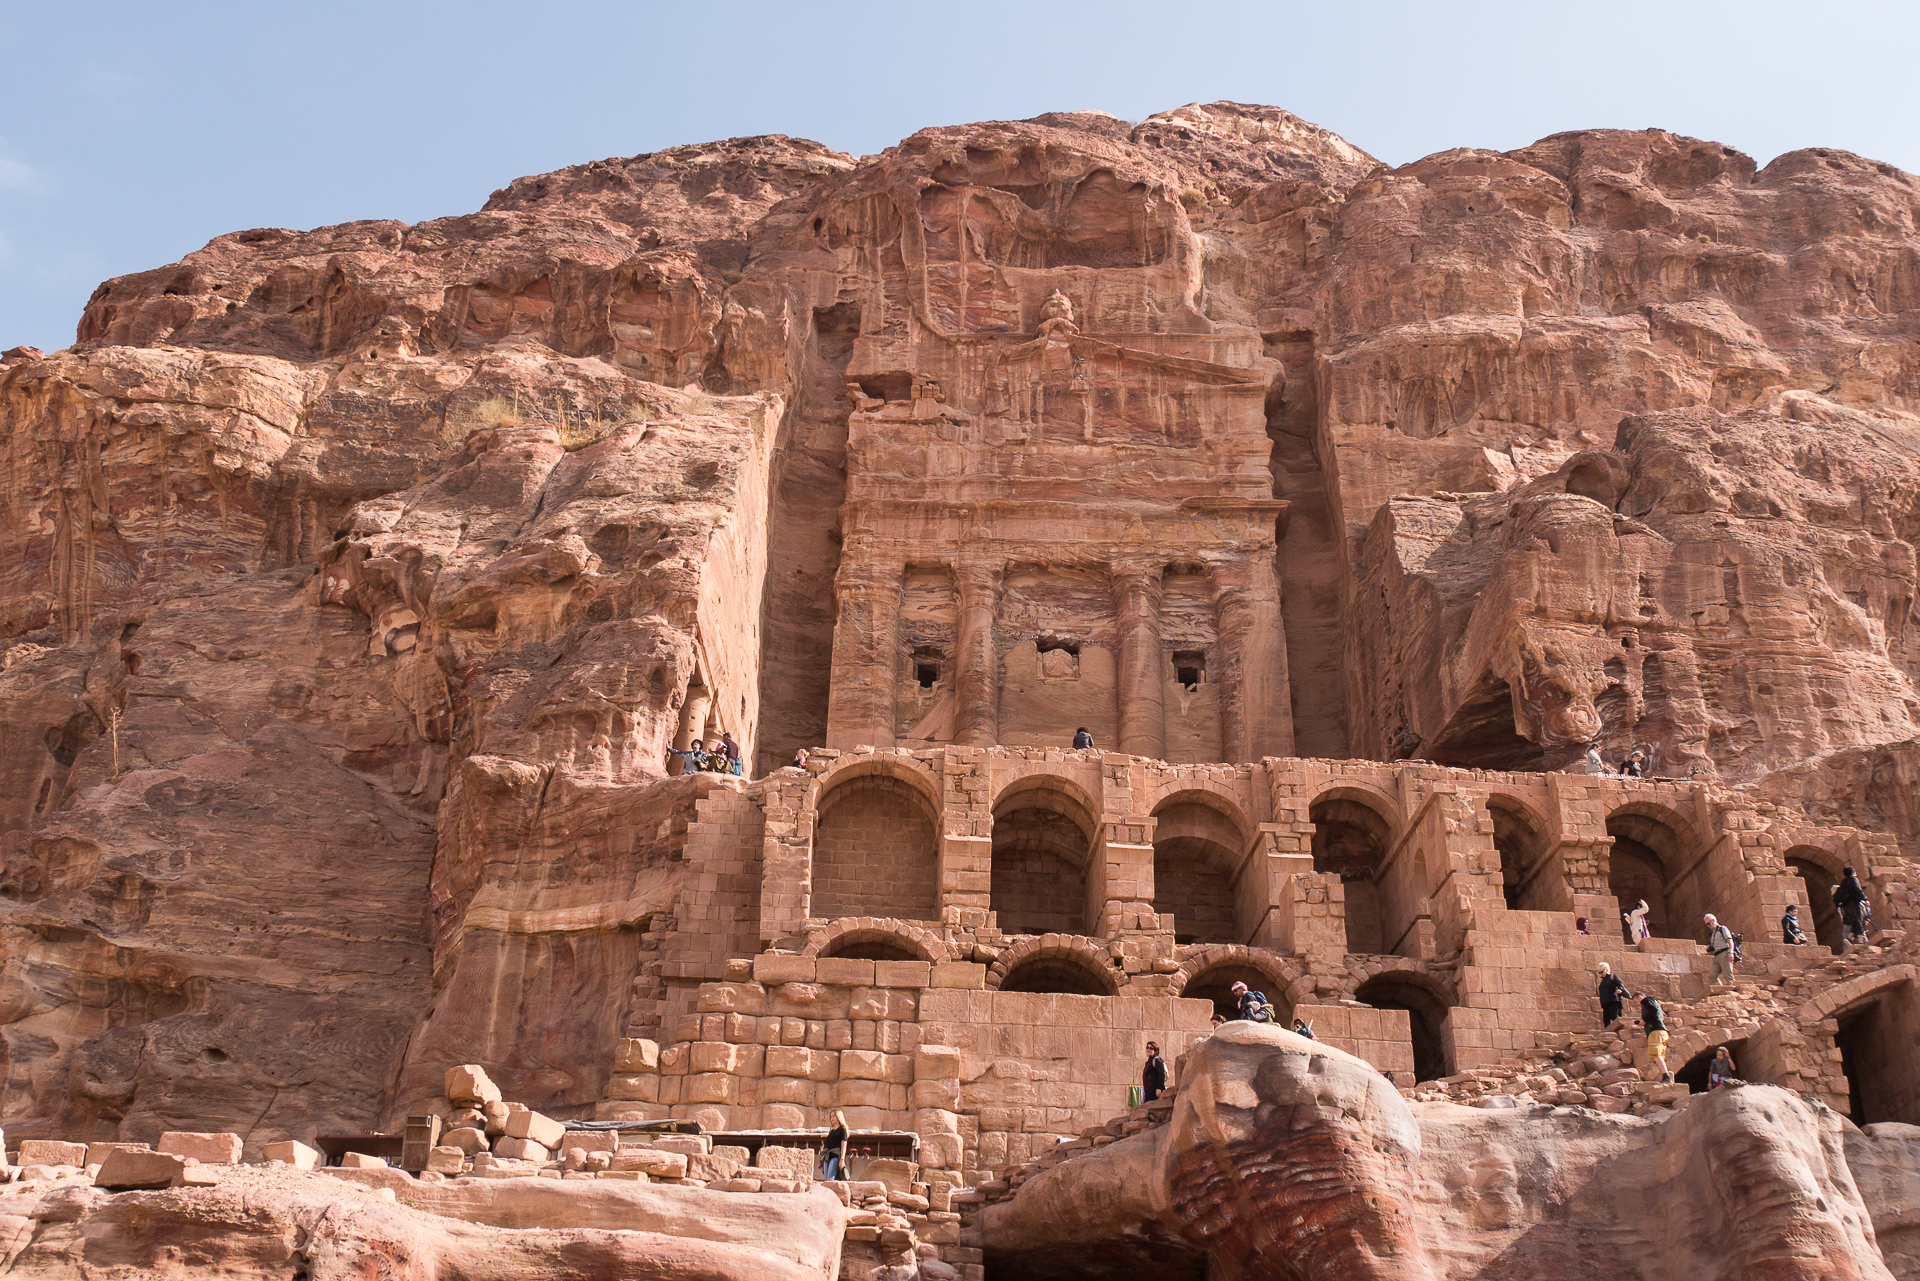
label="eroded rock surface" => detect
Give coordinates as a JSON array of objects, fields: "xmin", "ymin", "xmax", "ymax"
[
  {"xmin": 981, "ymin": 1024, "xmax": 1892, "ymax": 1280},
  {"xmin": 2, "ymin": 103, "xmax": 1920, "ymax": 1228}
]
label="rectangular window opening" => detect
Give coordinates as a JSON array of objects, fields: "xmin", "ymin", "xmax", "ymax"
[
  {"xmin": 915, "ymin": 662, "xmax": 939, "ymax": 689},
  {"xmin": 1173, "ymin": 650, "xmax": 1205, "ymax": 691}
]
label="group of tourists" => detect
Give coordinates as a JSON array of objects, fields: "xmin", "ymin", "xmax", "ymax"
[
  {"xmin": 666, "ymin": 731, "xmax": 742, "ymax": 776},
  {"xmin": 1582, "ymin": 744, "xmax": 1648, "ymax": 777},
  {"xmin": 1136, "ymin": 982, "xmax": 1317, "ymax": 1103},
  {"xmin": 1782, "ymin": 865, "xmax": 1872, "ymax": 947}
]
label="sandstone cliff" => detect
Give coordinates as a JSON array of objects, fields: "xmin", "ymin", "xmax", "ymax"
[{"xmin": 2, "ymin": 100, "xmax": 1919, "ymax": 1180}]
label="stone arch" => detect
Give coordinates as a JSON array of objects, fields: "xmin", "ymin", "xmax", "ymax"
[
  {"xmin": 1309, "ymin": 784, "xmax": 1400, "ymax": 954},
  {"xmin": 1151, "ymin": 789, "xmax": 1251, "ymax": 946},
  {"xmin": 804, "ymin": 917, "xmax": 953, "ymax": 963},
  {"xmin": 809, "ymin": 753, "xmax": 944, "ymax": 824},
  {"xmin": 812, "ymin": 762, "xmax": 942, "ymax": 923},
  {"xmin": 1783, "ymin": 844, "xmax": 1848, "ymax": 952},
  {"xmin": 1799, "ymin": 966, "xmax": 1920, "ymax": 1126},
  {"xmin": 991, "ymin": 772, "xmax": 1100, "ymax": 936},
  {"xmin": 1173, "ymin": 944, "xmax": 1304, "ymax": 1021},
  {"xmin": 987, "ymin": 934, "xmax": 1122, "ymax": 995},
  {"xmin": 1351, "ymin": 966, "xmax": 1456, "ymax": 1084},
  {"xmin": 1674, "ymin": 1033, "xmax": 1756, "ymax": 1095},
  {"xmin": 1605, "ymin": 800, "xmax": 1699, "ymax": 941},
  {"xmin": 1484, "ymin": 792, "xmax": 1555, "ymax": 912}
]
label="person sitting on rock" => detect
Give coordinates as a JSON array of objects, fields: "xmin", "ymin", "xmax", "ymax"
[
  {"xmin": 1781, "ymin": 904, "xmax": 1807, "ymax": 945},
  {"xmin": 1621, "ymin": 750, "xmax": 1646, "ymax": 778},
  {"xmin": 1142, "ymin": 1042, "xmax": 1168, "ymax": 1102},
  {"xmin": 1072, "ymin": 727, "xmax": 1094, "ymax": 749},
  {"xmin": 1291, "ymin": 1017, "xmax": 1317, "ymax": 1041},
  {"xmin": 1637, "ymin": 990, "xmax": 1673, "ymax": 1083},
  {"xmin": 1708, "ymin": 1045, "xmax": 1738, "ymax": 1090},
  {"xmin": 791, "ymin": 747, "xmax": 809, "ymax": 770}
]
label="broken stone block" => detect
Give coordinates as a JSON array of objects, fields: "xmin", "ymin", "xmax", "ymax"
[
  {"xmin": 753, "ymin": 1145, "xmax": 817, "ymax": 1178},
  {"xmin": 481, "ymin": 1101, "xmax": 510, "ymax": 1136},
  {"xmin": 341, "ymin": 1152, "xmax": 389, "ymax": 1169},
  {"xmin": 444, "ymin": 1064, "xmax": 503, "ymax": 1106},
  {"xmin": 504, "ymin": 1109, "xmax": 567, "ymax": 1149},
  {"xmin": 609, "ymin": 1149, "xmax": 687, "ymax": 1178},
  {"xmin": 494, "ymin": 1136, "xmax": 551, "ymax": 1162},
  {"xmin": 447, "ymin": 1107, "xmax": 486, "ymax": 1131},
  {"xmin": 650, "ymin": 1134, "xmax": 713, "ymax": 1156},
  {"xmin": 614, "ymin": 1039, "xmax": 661, "ymax": 1072},
  {"xmin": 157, "ymin": 1132, "xmax": 243, "ymax": 1164},
  {"xmin": 561, "ymin": 1130, "xmax": 618, "ymax": 1154},
  {"xmin": 85, "ymin": 1142, "xmax": 151, "ymax": 1166},
  {"xmin": 17, "ymin": 1140, "xmax": 89, "ymax": 1166},
  {"xmin": 425, "ymin": 1146, "xmax": 467, "ymax": 1174},
  {"xmin": 262, "ymin": 1141, "xmax": 321, "ymax": 1170},
  {"xmin": 563, "ymin": 1147, "xmax": 588, "ymax": 1171},
  {"xmin": 444, "ymin": 1126, "xmax": 488, "ymax": 1154},
  {"xmin": 94, "ymin": 1149, "xmax": 194, "ymax": 1190},
  {"xmin": 584, "ymin": 1151, "xmax": 612, "ymax": 1172}
]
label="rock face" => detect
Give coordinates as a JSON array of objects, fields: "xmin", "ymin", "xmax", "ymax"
[
  {"xmin": 981, "ymin": 1024, "xmax": 1892, "ymax": 1280},
  {"xmin": 0, "ymin": 1172, "xmax": 849, "ymax": 1279},
  {"xmin": 2, "ymin": 100, "xmax": 1920, "ymax": 1276}
]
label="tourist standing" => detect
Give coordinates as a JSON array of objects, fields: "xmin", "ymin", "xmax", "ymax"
[
  {"xmin": 1703, "ymin": 914, "xmax": 1736, "ymax": 984},
  {"xmin": 819, "ymin": 1110, "xmax": 850, "ymax": 1181},
  {"xmin": 1596, "ymin": 962, "xmax": 1629, "ymax": 1028},
  {"xmin": 1781, "ymin": 904, "xmax": 1806, "ymax": 945},
  {"xmin": 1142, "ymin": 1042, "xmax": 1168, "ymax": 1102},
  {"xmin": 1638, "ymin": 991, "xmax": 1673, "ymax": 1083},
  {"xmin": 1624, "ymin": 899, "xmax": 1651, "ymax": 943},
  {"xmin": 1835, "ymin": 866, "xmax": 1870, "ymax": 945}
]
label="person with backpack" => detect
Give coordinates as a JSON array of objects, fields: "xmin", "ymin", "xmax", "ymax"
[
  {"xmin": 1703, "ymin": 914, "xmax": 1736, "ymax": 985},
  {"xmin": 1141, "ymin": 1042, "xmax": 1168, "ymax": 1102},
  {"xmin": 1229, "ymin": 981, "xmax": 1273, "ymax": 1023},
  {"xmin": 1835, "ymin": 867, "xmax": 1870, "ymax": 945},
  {"xmin": 1637, "ymin": 991, "xmax": 1673, "ymax": 1083}
]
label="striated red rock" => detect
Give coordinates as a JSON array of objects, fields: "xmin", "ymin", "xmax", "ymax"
[{"xmin": 2, "ymin": 104, "xmax": 1920, "ymax": 1229}]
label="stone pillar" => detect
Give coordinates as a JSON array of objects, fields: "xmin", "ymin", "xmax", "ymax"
[
  {"xmin": 953, "ymin": 561, "xmax": 1002, "ymax": 748},
  {"xmin": 1112, "ymin": 566, "xmax": 1165, "ymax": 760},
  {"xmin": 670, "ymin": 683, "xmax": 712, "ymax": 774},
  {"xmin": 825, "ymin": 559, "xmax": 903, "ymax": 751},
  {"xmin": 1214, "ymin": 554, "xmax": 1294, "ymax": 763}
]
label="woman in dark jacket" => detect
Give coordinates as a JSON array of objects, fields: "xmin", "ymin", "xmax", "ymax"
[{"xmin": 1142, "ymin": 1042, "xmax": 1168, "ymax": 1102}]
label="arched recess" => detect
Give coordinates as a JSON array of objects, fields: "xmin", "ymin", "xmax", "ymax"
[
  {"xmin": 1784, "ymin": 846, "xmax": 1846, "ymax": 953},
  {"xmin": 1354, "ymin": 971, "xmax": 1452, "ymax": 1084},
  {"xmin": 1804, "ymin": 966, "xmax": 1920, "ymax": 1126},
  {"xmin": 812, "ymin": 764, "xmax": 942, "ymax": 923},
  {"xmin": 1310, "ymin": 787, "xmax": 1398, "ymax": 954},
  {"xmin": 1605, "ymin": 803, "xmax": 1695, "ymax": 941},
  {"xmin": 1675, "ymin": 1038, "xmax": 1750, "ymax": 1095},
  {"xmin": 804, "ymin": 917, "xmax": 953, "ymax": 963},
  {"xmin": 1151, "ymin": 790, "xmax": 1251, "ymax": 946},
  {"xmin": 1486, "ymin": 794, "xmax": 1555, "ymax": 912},
  {"xmin": 991, "ymin": 774, "xmax": 1099, "ymax": 937},
  {"xmin": 988, "ymin": 935, "xmax": 1121, "ymax": 996},
  {"xmin": 1174, "ymin": 945, "xmax": 1300, "ymax": 1022}
]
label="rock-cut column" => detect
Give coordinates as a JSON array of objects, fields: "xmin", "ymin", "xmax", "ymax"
[
  {"xmin": 1215, "ymin": 553, "xmax": 1294, "ymax": 763},
  {"xmin": 1112, "ymin": 565, "xmax": 1165, "ymax": 759},
  {"xmin": 953, "ymin": 560, "xmax": 1003, "ymax": 748},
  {"xmin": 670, "ymin": 681, "xmax": 713, "ymax": 774},
  {"xmin": 825, "ymin": 559, "xmax": 903, "ymax": 751}
]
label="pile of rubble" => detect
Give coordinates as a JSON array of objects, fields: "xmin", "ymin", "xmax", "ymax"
[{"xmin": 1406, "ymin": 934, "xmax": 1911, "ymax": 1114}]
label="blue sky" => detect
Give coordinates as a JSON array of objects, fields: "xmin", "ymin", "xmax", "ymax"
[{"xmin": 3, "ymin": 0, "xmax": 1915, "ymax": 353}]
